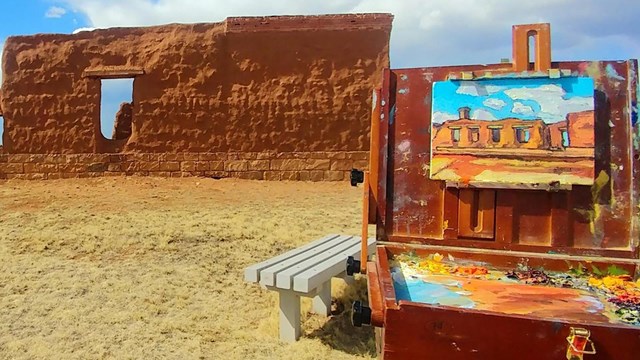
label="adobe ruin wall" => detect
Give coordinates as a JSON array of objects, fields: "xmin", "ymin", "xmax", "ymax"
[{"xmin": 0, "ymin": 13, "xmax": 392, "ymax": 180}]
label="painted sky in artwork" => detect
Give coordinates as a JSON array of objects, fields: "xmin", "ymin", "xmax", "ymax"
[{"xmin": 432, "ymin": 77, "xmax": 595, "ymax": 124}]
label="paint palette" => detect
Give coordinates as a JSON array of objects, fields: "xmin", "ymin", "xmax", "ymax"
[
  {"xmin": 390, "ymin": 253, "xmax": 640, "ymax": 327},
  {"xmin": 430, "ymin": 77, "xmax": 595, "ymax": 186}
]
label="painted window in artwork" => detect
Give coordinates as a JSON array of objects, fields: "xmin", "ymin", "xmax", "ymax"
[
  {"xmin": 451, "ymin": 128, "xmax": 461, "ymax": 143},
  {"xmin": 491, "ymin": 128, "xmax": 501, "ymax": 143},
  {"xmin": 515, "ymin": 128, "xmax": 530, "ymax": 143},
  {"xmin": 561, "ymin": 130, "xmax": 569, "ymax": 147},
  {"xmin": 468, "ymin": 127, "xmax": 480, "ymax": 143}
]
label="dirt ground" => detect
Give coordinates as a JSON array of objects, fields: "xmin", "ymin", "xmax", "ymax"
[{"xmin": 0, "ymin": 177, "xmax": 375, "ymax": 359}]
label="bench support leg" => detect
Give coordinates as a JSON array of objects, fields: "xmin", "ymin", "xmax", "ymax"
[
  {"xmin": 339, "ymin": 270, "xmax": 356, "ymax": 286},
  {"xmin": 312, "ymin": 281, "xmax": 331, "ymax": 316},
  {"xmin": 279, "ymin": 290, "xmax": 300, "ymax": 342}
]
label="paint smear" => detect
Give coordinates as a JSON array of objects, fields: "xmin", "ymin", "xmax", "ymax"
[
  {"xmin": 605, "ymin": 64, "xmax": 625, "ymax": 81},
  {"xmin": 393, "ymin": 268, "xmax": 613, "ymax": 325},
  {"xmin": 392, "ymin": 269, "xmax": 476, "ymax": 308}
]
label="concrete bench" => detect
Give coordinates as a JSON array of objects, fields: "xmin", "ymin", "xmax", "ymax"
[{"xmin": 244, "ymin": 234, "xmax": 376, "ymax": 342}]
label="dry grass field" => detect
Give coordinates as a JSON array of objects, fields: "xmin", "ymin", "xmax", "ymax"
[{"xmin": 0, "ymin": 177, "xmax": 375, "ymax": 359}]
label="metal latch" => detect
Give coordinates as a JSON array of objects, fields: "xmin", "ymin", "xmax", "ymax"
[{"xmin": 566, "ymin": 327, "xmax": 596, "ymax": 360}]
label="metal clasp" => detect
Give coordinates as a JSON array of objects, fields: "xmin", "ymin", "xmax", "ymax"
[{"xmin": 566, "ymin": 327, "xmax": 596, "ymax": 360}]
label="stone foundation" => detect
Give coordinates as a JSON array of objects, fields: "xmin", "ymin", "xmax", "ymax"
[{"xmin": 0, "ymin": 152, "xmax": 369, "ymax": 181}]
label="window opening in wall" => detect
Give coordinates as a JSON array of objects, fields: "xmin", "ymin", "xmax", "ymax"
[
  {"xmin": 100, "ymin": 78, "xmax": 134, "ymax": 140},
  {"xmin": 528, "ymin": 30, "xmax": 537, "ymax": 71},
  {"xmin": 490, "ymin": 128, "xmax": 501, "ymax": 143},
  {"xmin": 561, "ymin": 129, "xmax": 569, "ymax": 147},
  {"xmin": 468, "ymin": 127, "xmax": 480, "ymax": 143},
  {"xmin": 515, "ymin": 128, "xmax": 530, "ymax": 143},
  {"xmin": 0, "ymin": 116, "xmax": 4, "ymax": 146},
  {"xmin": 451, "ymin": 127, "xmax": 461, "ymax": 143}
]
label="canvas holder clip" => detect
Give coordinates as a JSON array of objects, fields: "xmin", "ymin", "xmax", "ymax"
[{"xmin": 566, "ymin": 327, "xmax": 596, "ymax": 359}]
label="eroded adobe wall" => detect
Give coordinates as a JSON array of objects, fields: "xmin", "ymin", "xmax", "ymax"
[
  {"xmin": 1, "ymin": 14, "xmax": 392, "ymax": 156},
  {"xmin": 0, "ymin": 151, "xmax": 369, "ymax": 181}
]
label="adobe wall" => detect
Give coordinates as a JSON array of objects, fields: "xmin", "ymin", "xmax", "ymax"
[
  {"xmin": 0, "ymin": 14, "xmax": 390, "ymax": 180},
  {"xmin": 567, "ymin": 110, "xmax": 595, "ymax": 148}
]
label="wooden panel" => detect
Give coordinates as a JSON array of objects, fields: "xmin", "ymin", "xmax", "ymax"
[
  {"xmin": 385, "ymin": 236, "xmax": 636, "ymax": 259},
  {"xmin": 514, "ymin": 191, "xmax": 551, "ymax": 245},
  {"xmin": 550, "ymin": 191, "xmax": 571, "ymax": 247},
  {"xmin": 376, "ymin": 60, "xmax": 638, "ymax": 259},
  {"xmin": 383, "ymin": 243, "xmax": 639, "ymax": 272},
  {"xmin": 83, "ymin": 66, "xmax": 144, "ymax": 78},
  {"xmin": 361, "ymin": 173, "xmax": 371, "ymax": 273},
  {"xmin": 376, "ymin": 69, "xmax": 393, "ymax": 241},
  {"xmin": 369, "ymin": 88, "xmax": 381, "ymax": 224},
  {"xmin": 373, "ymin": 244, "xmax": 640, "ymax": 359},
  {"xmin": 442, "ymin": 187, "xmax": 459, "ymax": 240},
  {"xmin": 458, "ymin": 189, "xmax": 495, "ymax": 240},
  {"xmin": 512, "ymin": 23, "xmax": 551, "ymax": 72},
  {"xmin": 381, "ymin": 302, "xmax": 640, "ymax": 360},
  {"xmin": 628, "ymin": 60, "xmax": 640, "ymax": 261},
  {"xmin": 495, "ymin": 191, "xmax": 516, "ymax": 244},
  {"xmin": 365, "ymin": 261, "xmax": 385, "ymax": 327}
]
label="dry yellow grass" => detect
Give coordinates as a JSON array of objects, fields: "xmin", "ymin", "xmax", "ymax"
[{"xmin": 0, "ymin": 177, "xmax": 375, "ymax": 359}]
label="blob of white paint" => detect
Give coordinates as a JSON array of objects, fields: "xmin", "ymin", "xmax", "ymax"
[{"xmin": 397, "ymin": 140, "xmax": 411, "ymax": 152}]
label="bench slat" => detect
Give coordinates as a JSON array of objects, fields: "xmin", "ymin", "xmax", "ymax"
[
  {"xmin": 259, "ymin": 235, "xmax": 353, "ymax": 287},
  {"xmin": 293, "ymin": 237, "xmax": 376, "ymax": 293},
  {"xmin": 274, "ymin": 235, "xmax": 359, "ymax": 289},
  {"xmin": 244, "ymin": 234, "xmax": 340, "ymax": 283}
]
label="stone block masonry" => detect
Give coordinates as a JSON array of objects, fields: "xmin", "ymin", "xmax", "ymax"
[{"xmin": 0, "ymin": 152, "xmax": 369, "ymax": 181}]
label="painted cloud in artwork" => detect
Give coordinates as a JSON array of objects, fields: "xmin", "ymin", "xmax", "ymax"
[
  {"xmin": 432, "ymin": 111, "xmax": 459, "ymax": 124},
  {"xmin": 512, "ymin": 102, "xmax": 535, "ymax": 115},
  {"xmin": 503, "ymin": 84, "xmax": 594, "ymax": 122},
  {"xmin": 471, "ymin": 109, "xmax": 497, "ymax": 120},
  {"xmin": 483, "ymin": 98, "xmax": 507, "ymax": 110}
]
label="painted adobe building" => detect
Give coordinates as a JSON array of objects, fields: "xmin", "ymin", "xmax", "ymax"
[{"xmin": 432, "ymin": 107, "xmax": 594, "ymax": 152}]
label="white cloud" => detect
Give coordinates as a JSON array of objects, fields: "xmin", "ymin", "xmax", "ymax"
[
  {"xmin": 45, "ymin": 6, "xmax": 67, "ymax": 18},
  {"xmin": 432, "ymin": 111, "xmax": 458, "ymax": 124},
  {"xmin": 57, "ymin": 0, "xmax": 640, "ymax": 68},
  {"xmin": 72, "ymin": 27, "xmax": 96, "ymax": 34},
  {"xmin": 483, "ymin": 98, "xmax": 506, "ymax": 110},
  {"xmin": 504, "ymin": 84, "xmax": 593, "ymax": 122},
  {"xmin": 512, "ymin": 102, "xmax": 534, "ymax": 115},
  {"xmin": 471, "ymin": 108, "xmax": 497, "ymax": 121}
]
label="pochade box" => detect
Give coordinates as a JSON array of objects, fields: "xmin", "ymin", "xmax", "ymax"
[{"xmin": 348, "ymin": 24, "xmax": 640, "ymax": 360}]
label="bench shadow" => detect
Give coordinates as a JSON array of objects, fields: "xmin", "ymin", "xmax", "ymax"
[{"xmin": 305, "ymin": 277, "xmax": 376, "ymax": 357}]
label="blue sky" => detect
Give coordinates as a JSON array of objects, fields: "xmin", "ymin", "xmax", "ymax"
[
  {"xmin": 432, "ymin": 77, "xmax": 595, "ymax": 124},
  {"xmin": 1, "ymin": 0, "xmax": 639, "ymax": 144}
]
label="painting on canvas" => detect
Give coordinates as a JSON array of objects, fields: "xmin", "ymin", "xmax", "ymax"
[{"xmin": 430, "ymin": 77, "xmax": 595, "ymax": 186}]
